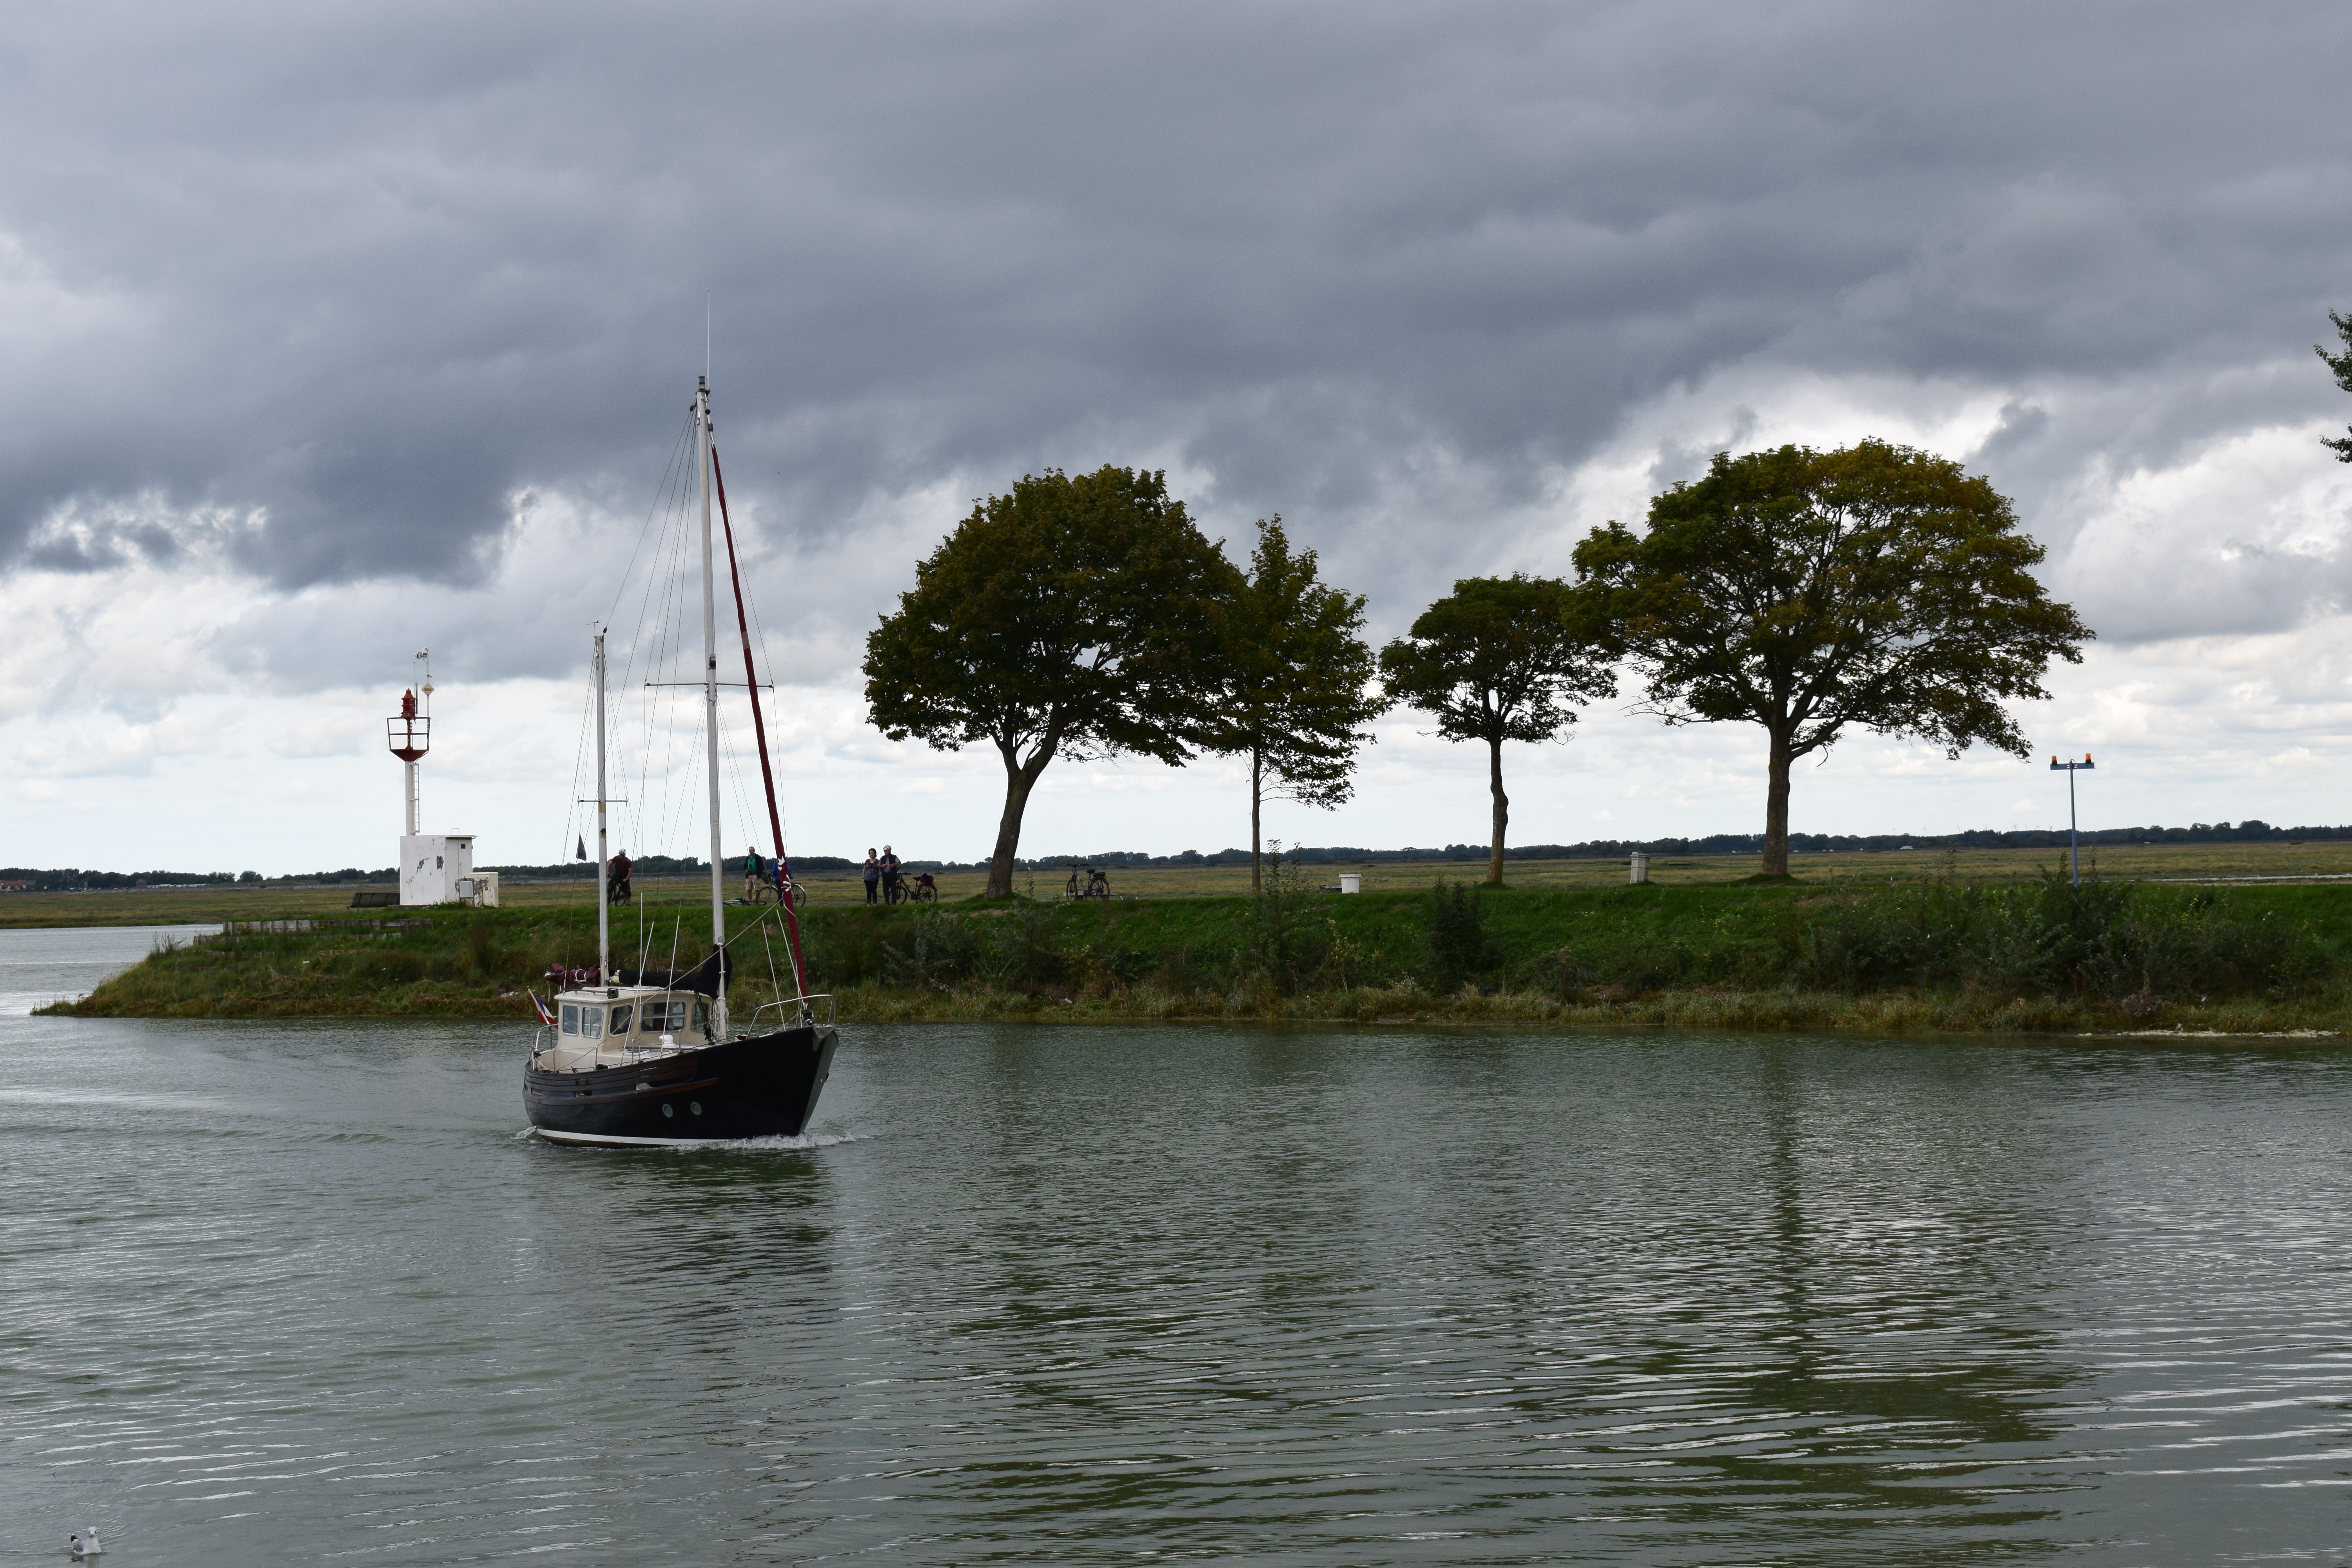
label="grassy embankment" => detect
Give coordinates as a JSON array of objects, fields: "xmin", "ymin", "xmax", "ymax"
[{"xmin": 43, "ymin": 849, "xmax": 2352, "ymax": 1033}]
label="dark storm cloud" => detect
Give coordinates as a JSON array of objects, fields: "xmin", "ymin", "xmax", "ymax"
[{"xmin": 4, "ymin": 2, "xmax": 2349, "ymax": 645}]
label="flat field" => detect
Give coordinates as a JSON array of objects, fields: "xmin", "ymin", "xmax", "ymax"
[{"xmin": 9, "ymin": 839, "xmax": 2351, "ymax": 929}]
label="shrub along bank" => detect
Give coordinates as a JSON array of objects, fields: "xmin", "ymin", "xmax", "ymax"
[{"xmin": 43, "ymin": 866, "xmax": 2352, "ymax": 1033}]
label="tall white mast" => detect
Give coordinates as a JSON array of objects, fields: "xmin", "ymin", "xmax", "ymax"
[
  {"xmin": 406, "ymin": 649, "xmax": 432, "ymax": 834},
  {"xmin": 695, "ymin": 378, "xmax": 727, "ymax": 1024},
  {"xmin": 593, "ymin": 628, "xmax": 610, "ymax": 986}
]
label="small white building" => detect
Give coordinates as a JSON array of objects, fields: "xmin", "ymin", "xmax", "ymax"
[
  {"xmin": 399, "ymin": 833, "xmax": 496, "ymax": 906},
  {"xmin": 385, "ymin": 663, "xmax": 496, "ymax": 907}
]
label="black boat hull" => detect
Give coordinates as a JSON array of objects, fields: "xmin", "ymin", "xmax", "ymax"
[{"xmin": 523, "ymin": 1024, "xmax": 836, "ymax": 1145}]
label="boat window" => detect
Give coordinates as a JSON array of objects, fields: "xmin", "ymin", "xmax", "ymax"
[
  {"xmin": 691, "ymin": 999, "xmax": 710, "ymax": 1035},
  {"xmin": 582, "ymin": 1007, "xmax": 603, "ymax": 1041},
  {"xmin": 610, "ymin": 1004, "xmax": 633, "ymax": 1036},
  {"xmin": 560, "ymin": 1004, "xmax": 579, "ymax": 1036},
  {"xmin": 649, "ymin": 997, "xmax": 689, "ymax": 1032}
]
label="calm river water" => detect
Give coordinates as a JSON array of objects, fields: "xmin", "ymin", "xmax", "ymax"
[{"xmin": 4, "ymin": 927, "xmax": 2350, "ymax": 1565}]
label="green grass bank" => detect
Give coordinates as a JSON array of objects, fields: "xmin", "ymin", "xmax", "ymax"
[{"xmin": 42, "ymin": 869, "xmax": 2352, "ymax": 1034}]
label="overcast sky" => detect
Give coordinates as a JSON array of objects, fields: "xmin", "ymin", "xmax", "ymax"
[{"xmin": 5, "ymin": 1, "xmax": 2350, "ymax": 874}]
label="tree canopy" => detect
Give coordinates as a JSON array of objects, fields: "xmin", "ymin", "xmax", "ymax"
[
  {"xmin": 862, "ymin": 466, "xmax": 1238, "ymax": 897},
  {"xmin": 2321, "ymin": 309, "xmax": 2352, "ymax": 462},
  {"xmin": 1571, "ymin": 439, "xmax": 2092, "ymax": 876},
  {"xmin": 1378, "ymin": 574, "xmax": 1614, "ymax": 884},
  {"xmin": 1202, "ymin": 517, "xmax": 1386, "ymax": 891}
]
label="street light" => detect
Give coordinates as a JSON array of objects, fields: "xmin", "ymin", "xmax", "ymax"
[{"xmin": 2050, "ymin": 753, "xmax": 2094, "ymax": 887}]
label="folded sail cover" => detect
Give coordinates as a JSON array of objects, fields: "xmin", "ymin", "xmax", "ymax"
[{"xmin": 616, "ymin": 947, "xmax": 729, "ymax": 998}]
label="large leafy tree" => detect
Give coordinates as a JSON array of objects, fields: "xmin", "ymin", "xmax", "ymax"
[
  {"xmin": 1571, "ymin": 440, "xmax": 2092, "ymax": 877},
  {"xmin": 863, "ymin": 466, "xmax": 1239, "ymax": 897},
  {"xmin": 1378, "ymin": 575, "xmax": 1615, "ymax": 885},
  {"xmin": 1204, "ymin": 517, "xmax": 1387, "ymax": 892},
  {"xmin": 2320, "ymin": 309, "xmax": 2352, "ymax": 461}
]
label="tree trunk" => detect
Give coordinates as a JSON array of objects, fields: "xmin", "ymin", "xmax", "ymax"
[
  {"xmin": 1762, "ymin": 730, "xmax": 1792, "ymax": 877},
  {"xmin": 987, "ymin": 741, "xmax": 1053, "ymax": 898},
  {"xmin": 1250, "ymin": 748, "xmax": 1263, "ymax": 895},
  {"xmin": 1487, "ymin": 735, "xmax": 1508, "ymax": 886}
]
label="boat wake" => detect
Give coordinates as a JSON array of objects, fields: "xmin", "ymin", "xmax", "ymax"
[
  {"xmin": 516, "ymin": 1126, "xmax": 869, "ymax": 1152},
  {"xmin": 701, "ymin": 1129, "xmax": 870, "ymax": 1153}
]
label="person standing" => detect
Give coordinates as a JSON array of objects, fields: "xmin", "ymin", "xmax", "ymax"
[
  {"xmin": 862, "ymin": 848, "xmax": 881, "ymax": 905},
  {"xmin": 880, "ymin": 845, "xmax": 903, "ymax": 904},
  {"xmin": 744, "ymin": 845, "xmax": 764, "ymax": 902}
]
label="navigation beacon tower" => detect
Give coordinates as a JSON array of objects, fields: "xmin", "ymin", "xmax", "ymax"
[{"xmin": 385, "ymin": 649, "xmax": 493, "ymax": 906}]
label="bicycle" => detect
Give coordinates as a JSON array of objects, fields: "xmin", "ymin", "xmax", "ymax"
[
  {"xmin": 744, "ymin": 878, "xmax": 805, "ymax": 909},
  {"xmin": 1063, "ymin": 865, "xmax": 1112, "ymax": 900}
]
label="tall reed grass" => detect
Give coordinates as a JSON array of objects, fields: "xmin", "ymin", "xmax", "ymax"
[{"xmin": 1797, "ymin": 866, "xmax": 2324, "ymax": 1003}]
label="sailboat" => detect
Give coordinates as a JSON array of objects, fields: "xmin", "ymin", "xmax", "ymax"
[{"xmin": 523, "ymin": 376, "xmax": 837, "ymax": 1146}]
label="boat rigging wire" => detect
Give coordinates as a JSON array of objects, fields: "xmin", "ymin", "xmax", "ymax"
[
  {"xmin": 711, "ymin": 440, "xmax": 809, "ymax": 999},
  {"xmin": 603, "ymin": 417, "xmax": 696, "ymax": 632},
  {"xmin": 618, "ymin": 423, "xmax": 698, "ymax": 857},
  {"xmin": 734, "ymin": 505, "xmax": 793, "ymax": 867}
]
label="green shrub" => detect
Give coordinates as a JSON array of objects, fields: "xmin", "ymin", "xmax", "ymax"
[
  {"xmin": 879, "ymin": 907, "xmax": 986, "ymax": 989},
  {"xmin": 1800, "ymin": 867, "xmax": 2324, "ymax": 1000},
  {"xmin": 1424, "ymin": 880, "xmax": 1487, "ymax": 992},
  {"xmin": 1245, "ymin": 844, "xmax": 1329, "ymax": 993}
]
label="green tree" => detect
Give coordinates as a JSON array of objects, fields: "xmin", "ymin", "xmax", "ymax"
[
  {"xmin": 2320, "ymin": 309, "xmax": 2352, "ymax": 461},
  {"xmin": 863, "ymin": 466, "xmax": 1239, "ymax": 897},
  {"xmin": 1205, "ymin": 517, "xmax": 1387, "ymax": 892},
  {"xmin": 1377, "ymin": 575, "xmax": 1615, "ymax": 885},
  {"xmin": 1571, "ymin": 440, "xmax": 2092, "ymax": 877}
]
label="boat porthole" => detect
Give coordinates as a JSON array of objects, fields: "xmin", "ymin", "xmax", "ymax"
[
  {"xmin": 690, "ymin": 1102, "xmax": 703, "ymax": 1116},
  {"xmin": 662, "ymin": 1103, "xmax": 675, "ymax": 1118}
]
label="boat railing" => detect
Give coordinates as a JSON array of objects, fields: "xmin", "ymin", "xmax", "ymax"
[
  {"xmin": 751, "ymin": 993, "xmax": 836, "ymax": 1031},
  {"xmin": 529, "ymin": 1029, "xmax": 604, "ymax": 1072}
]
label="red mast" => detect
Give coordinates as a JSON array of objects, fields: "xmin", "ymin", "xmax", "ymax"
[{"xmin": 709, "ymin": 444, "xmax": 809, "ymax": 1002}]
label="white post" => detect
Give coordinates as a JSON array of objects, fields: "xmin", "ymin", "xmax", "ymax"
[
  {"xmin": 405, "ymin": 757, "xmax": 419, "ymax": 836},
  {"xmin": 594, "ymin": 630, "xmax": 610, "ymax": 986},
  {"xmin": 2068, "ymin": 765, "xmax": 2079, "ymax": 887},
  {"xmin": 696, "ymin": 379, "xmax": 727, "ymax": 1031}
]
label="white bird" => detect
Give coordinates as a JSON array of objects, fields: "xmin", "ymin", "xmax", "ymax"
[{"xmin": 68, "ymin": 1529, "xmax": 103, "ymax": 1557}]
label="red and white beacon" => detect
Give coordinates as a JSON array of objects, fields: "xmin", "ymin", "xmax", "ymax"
[{"xmin": 385, "ymin": 649, "xmax": 493, "ymax": 906}]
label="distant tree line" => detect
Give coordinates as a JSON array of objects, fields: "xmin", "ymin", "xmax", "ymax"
[
  {"xmin": 7, "ymin": 823, "xmax": 2340, "ymax": 891},
  {"xmin": 0, "ymin": 869, "xmax": 266, "ymax": 891},
  {"xmin": 880, "ymin": 820, "xmax": 2352, "ymax": 871}
]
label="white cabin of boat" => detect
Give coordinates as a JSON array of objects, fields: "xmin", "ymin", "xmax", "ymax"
[{"xmin": 535, "ymin": 984, "xmax": 718, "ymax": 1074}]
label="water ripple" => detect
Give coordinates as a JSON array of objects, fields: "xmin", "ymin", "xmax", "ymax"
[{"xmin": 3, "ymin": 1004, "xmax": 2350, "ymax": 1564}]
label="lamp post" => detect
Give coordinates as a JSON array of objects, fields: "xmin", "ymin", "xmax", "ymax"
[{"xmin": 2050, "ymin": 753, "xmax": 2094, "ymax": 887}]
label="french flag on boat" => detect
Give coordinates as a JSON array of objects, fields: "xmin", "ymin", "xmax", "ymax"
[{"xmin": 530, "ymin": 991, "xmax": 556, "ymax": 1027}]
